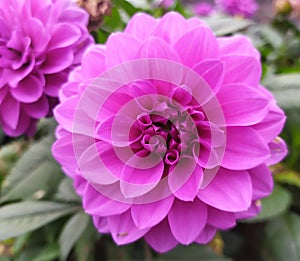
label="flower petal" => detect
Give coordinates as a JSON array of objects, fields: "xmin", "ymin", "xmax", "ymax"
[
  {"xmin": 125, "ymin": 13, "xmax": 157, "ymax": 41},
  {"xmin": 198, "ymin": 168, "xmax": 252, "ymax": 212},
  {"xmin": 195, "ymin": 225, "xmax": 216, "ymax": 244},
  {"xmin": 0, "ymin": 95, "xmax": 20, "ymax": 129},
  {"xmin": 174, "ymin": 27, "xmax": 218, "ymax": 67},
  {"xmin": 131, "ymin": 196, "xmax": 174, "ymax": 229},
  {"xmin": 221, "ymin": 127, "xmax": 270, "ymax": 170},
  {"xmin": 83, "ymin": 184, "xmax": 130, "ymax": 216},
  {"xmin": 23, "ymin": 95, "xmax": 49, "ymax": 118},
  {"xmin": 105, "ymin": 33, "xmax": 142, "ymax": 68},
  {"xmin": 145, "ymin": 218, "xmax": 178, "ymax": 253},
  {"xmin": 207, "ymin": 207, "xmax": 236, "ymax": 229},
  {"xmin": 266, "ymin": 137, "xmax": 288, "ymax": 166},
  {"xmin": 168, "ymin": 198, "xmax": 207, "ymax": 244},
  {"xmin": 108, "ymin": 210, "xmax": 149, "ymax": 245},
  {"xmin": 216, "ymin": 83, "xmax": 270, "ymax": 126},
  {"xmin": 249, "ymin": 164, "xmax": 273, "ymax": 200}
]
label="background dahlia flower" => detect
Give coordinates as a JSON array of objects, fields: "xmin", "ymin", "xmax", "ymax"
[
  {"xmin": 53, "ymin": 12, "xmax": 287, "ymax": 253},
  {"xmin": 216, "ymin": 0, "xmax": 258, "ymax": 18},
  {"xmin": 0, "ymin": 0, "xmax": 93, "ymax": 136}
]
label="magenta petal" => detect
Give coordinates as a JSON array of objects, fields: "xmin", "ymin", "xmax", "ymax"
[
  {"xmin": 168, "ymin": 157, "xmax": 198, "ymax": 196},
  {"xmin": 193, "ymin": 60, "xmax": 224, "ymax": 93},
  {"xmin": 218, "ymin": 35, "xmax": 260, "ymax": 60},
  {"xmin": 48, "ymin": 23, "xmax": 81, "ymax": 49},
  {"xmin": 131, "ymin": 196, "xmax": 174, "ymax": 229},
  {"xmin": 266, "ymin": 137, "xmax": 288, "ymax": 166},
  {"xmin": 253, "ymin": 104, "xmax": 286, "ymax": 142},
  {"xmin": 81, "ymin": 45, "xmax": 106, "ymax": 78},
  {"xmin": 222, "ymin": 127, "xmax": 270, "ymax": 170},
  {"xmin": 249, "ymin": 164, "xmax": 273, "ymax": 200},
  {"xmin": 173, "ymin": 164, "xmax": 203, "ymax": 201},
  {"xmin": 11, "ymin": 74, "xmax": 44, "ymax": 103},
  {"xmin": 151, "ymin": 12, "xmax": 187, "ymax": 44},
  {"xmin": 105, "ymin": 33, "xmax": 142, "ymax": 68},
  {"xmin": 195, "ymin": 225, "xmax": 216, "ymax": 244},
  {"xmin": 216, "ymin": 83, "xmax": 270, "ymax": 126},
  {"xmin": 0, "ymin": 95, "xmax": 20, "ymax": 129},
  {"xmin": 168, "ymin": 198, "xmax": 207, "ymax": 244},
  {"xmin": 136, "ymin": 37, "xmax": 180, "ymax": 61},
  {"xmin": 40, "ymin": 48, "xmax": 74, "ymax": 74},
  {"xmin": 125, "ymin": 13, "xmax": 157, "ymax": 40},
  {"xmin": 222, "ymin": 55, "xmax": 261, "ymax": 86},
  {"xmin": 198, "ymin": 168, "xmax": 252, "ymax": 212},
  {"xmin": 108, "ymin": 210, "xmax": 149, "ymax": 245},
  {"xmin": 93, "ymin": 216, "xmax": 110, "ymax": 233},
  {"xmin": 83, "ymin": 184, "xmax": 130, "ymax": 216},
  {"xmin": 235, "ymin": 201, "xmax": 261, "ymax": 219},
  {"xmin": 145, "ymin": 218, "xmax": 178, "ymax": 253},
  {"xmin": 120, "ymin": 159, "xmax": 164, "ymax": 198},
  {"xmin": 23, "ymin": 95, "xmax": 49, "ymax": 118},
  {"xmin": 207, "ymin": 207, "xmax": 236, "ymax": 229},
  {"xmin": 78, "ymin": 142, "xmax": 119, "ymax": 185},
  {"xmin": 44, "ymin": 71, "xmax": 68, "ymax": 97},
  {"xmin": 174, "ymin": 27, "xmax": 218, "ymax": 67}
]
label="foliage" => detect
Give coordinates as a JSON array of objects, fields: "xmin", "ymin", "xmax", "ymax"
[{"xmin": 1, "ymin": 1, "xmax": 300, "ymax": 261}]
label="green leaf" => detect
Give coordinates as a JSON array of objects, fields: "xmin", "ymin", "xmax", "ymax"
[
  {"xmin": 59, "ymin": 212, "xmax": 90, "ymax": 260},
  {"xmin": 15, "ymin": 244, "xmax": 59, "ymax": 261},
  {"xmin": 204, "ymin": 14, "xmax": 253, "ymax": 36},
  {"xmin": 245, "ymin": 184, "xmax": 292, "ymax": 223},
  {"xmin": 55, "ymin": 178, "xmax": 81, "ymax": 203},
  {"xmin": 272, "ymin": 164, "xmax": 300, "ymax": 189},
  {"xmin": 264, "ymin": 212, "xmax": 300, "ymax": 261},
  {"xmin": 1, "ymin": 136, "xmax": 63, "ymax": 202},
  {"xmin": 263, "ymin": 73, "xmax": 300, "ymax": 109},
  {"xmin": 0, "ymin": 201, "xmax": 78, "ymax": 241}
]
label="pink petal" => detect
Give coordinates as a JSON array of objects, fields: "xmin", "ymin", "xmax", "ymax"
[
  {"xmin": 195, "ymin": 225, "xmax": 217, "ymax": 244},
  {"xmin": 48, "ymin": 23, "xmax": 81, "ymax": 50},
  {"xmin": 105, "ymin": 33, "xmax": 142, "ymax": 68},
  {"xmin": 40, "ymin": 48, "xmax": 74, "ymax": 74},
  {"xmin": 198, "ymin": 168, "xmax": 252, "ymax": 212},
  {"xmin": 173, "ymin": 164, "xmax": 203, "ymax": 201},
  {"xmin": 145, "ymin": 218, "xmax": 178, "ymax": 253},
  {"xmin": 125, "ymin": 13, "xmax": 158, "ymax": 40},
  {"xmin": 221, "ymin": 127, "xmax": 270, "ymax": 170},
  {"xmin": 78, "ymin": 142, "xmax": 119, "ymax": 185},
  {"xmin": 83, "ymin": 184, "xmax": 130, "ymax": 216},
  {"xmin": 253, "ymin": 104, "xmax": 286, "ymax": 142},
  {"xmin": 235, "ymin": 201, "xmax": 261, "ymax": 219},
  {"xmin": 221, "ymin": 55, "xmax": 261, "ymax": 86},
  {"xmin": 131, "ymin": 196, "xmax": 174, "ymax": 229},
  {"xmin": 81, "ymin": 45, "xmax": 106, "ymax": 78},
  {"xmin": 93, "ymin": 216, "xmax": 110, "ymax": 233},
  {"xmin": 168, "ymin": 198, "xmax": 207, "ymax": 244},
  {"xmin": 168, "ymin": 157, "xmax": 199, "ymax": 196},
  {"xmin": 151, "ymin": 12, "xmax": 187, "ymax": 45},
  {"xmin": 108, "ymin": 210, "xmax": 149, "ymax": 245},
  {"xmin": 11, "ymin": 74, "xmax": 44, "ymax": 103},
  {"xmin": 249, "ymin": 164, "xmax": 273, "ymax": 200},
  {"xmin": 0, "ymin": 95, "xmax": 20, "ymax": 129},
  {"xmin": 174, "ymin": 27, "xmax": 218, "ymax": 67},
  {"xmin": 120, "ymin": 158, "xmax": 164, "ymax": 198},
  {"xmin": 217, "ymin": 35, "xmax": 260, "ymax": 60},
  {"xmin": 193, "ymin": 59, "xmax": 224, "ymax": 93},
  {"xmin": 136, "ymin": 37, "xmax": 180, "ymax": 61},
  {"xmin": 266, "ymin": 137, "xmax": 288, "ymax": 166},
  {"xmin": 23, "ymin": 95, "xmax": 49, "ymax": 118},
  {"xmin": 207, "ymin": 207, "xmax": 236, "ymax": 229},
  {"xmin": 216, "ymin": 83, "xmax": 270, "ymax": 126}
]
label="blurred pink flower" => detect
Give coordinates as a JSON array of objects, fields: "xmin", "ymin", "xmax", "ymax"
[
  {"xmin": 0, "ymin": 0, "xmax": 93, "ymax": 136},
  {"xmin": 193, "ymin": 2, "xmax": 214, "ymax": 16},
  {"xmin": 53, "ymin": 12, "xmax": 287, "ymax": 253},
  {"xmin": 216, "ymin": 0, "xmax": 258, "ymax": 18},
  {"xmin": 160, "ymin": 0, "xmax": 175, "ymax": 8}
]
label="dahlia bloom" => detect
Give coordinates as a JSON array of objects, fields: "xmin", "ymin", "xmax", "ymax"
[
  {"xmin": 53, "ymin": 12, "xmax": 287, "ymax": 253},
  {"xmin": 160, "ymin": 0, "xmax": 175, "ymax": 8},
  {"xmin": 216, "ymin": 0, "xmax": 258, "ymax": 18},
  {"xmin": 0, "ymin": 0, "xmax": 93, "ymax": 136},
  {"xmin": 193, "ymin": 2, "xmax": 215, "ymax": 16}
]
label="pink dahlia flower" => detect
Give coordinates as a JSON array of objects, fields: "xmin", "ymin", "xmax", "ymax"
[
  {"xmin": 53, "ymin": 12, "xmax": 287, "ymax": 253},
  {"xmin": 193, "ymin": 2, "xmax": 215, "ymax": 16},
  {"xmin": 0, "ymin": 0, "xmax": 93, "ymax": 136},
  {"xmin": 216, "ymin": 0, "xmax": 258, "ymax": 18}
]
